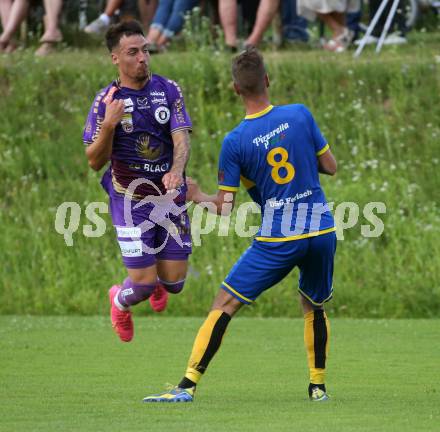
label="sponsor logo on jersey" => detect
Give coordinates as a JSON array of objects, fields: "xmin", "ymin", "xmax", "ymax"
[
  {"xmin": 142, "ymin": 162, "xmax": 170, "ymax": 173},
  {"xmin": 121, "ymin": 113, "xmax": 134, "ymax": 133},
  {"xmin": 136, "ymin": 134, "xmax": 163, "ymax": 161},
  {"xmin": 137, "ymin": 96, "xmax": 149, "ymax": 109},
  {"xmin": 155, "ymin": 106, "xmax": 170, "ymax": 124},
  {"xmin": 128, "ymin": 162, "xmax": 170, "ymax": 173},
  {"xmin": 118, "ymin": 241, "xmax": 142, "ymax": 257},
  {"xmin": 115, "ymin": 226, "xmax": 142, "ymax": 238},
  {"xmin": 173, "ymin": 98, "xmax": 186, "ymax": 124},
  {"xmin": 92, "ymin": 115, "xmax": 104, "ymax": 141},
  {"xmin": 151, "ymin": 97, "xmax": 167, "ymax": 105},
  {"xmin": 267, "ymin": 190, "xmax": 313, "ymax": 208},
  {"xmin": 252, "ymin": 123, "xmax": 290, "ymax": 149},
  {"xmin": 123, "ymin": 98, "xmax": 134, "ymax": 113},
  {"xmin": 167, "ymin": 80, "xmax": 183, "ymax": 97},
  {"xmin": 150, "ymin": 91, "xmax": 165, "ymax": 97}
]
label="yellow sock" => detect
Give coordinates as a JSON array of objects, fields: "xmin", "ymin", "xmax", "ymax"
[
  {"xmin": 304, "ymin": 310, "xmax": 330, "ymax": 385},
  {"xmin": 184, "ymin": 309, "xmax": 231, "ymax": 384}
]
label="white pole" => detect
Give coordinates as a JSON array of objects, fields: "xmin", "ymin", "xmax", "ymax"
[
  {"xmin": 376, "ymin": 0, "xmax": 401, "ymax": 53},
  {"xmin": 353, "ymin": 0, "xmax": 389, "ymax": 58}
]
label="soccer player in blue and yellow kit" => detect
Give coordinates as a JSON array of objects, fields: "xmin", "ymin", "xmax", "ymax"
[{"xmin": 144, "ymin": 48, "xmax": 338, "ymax": 402}]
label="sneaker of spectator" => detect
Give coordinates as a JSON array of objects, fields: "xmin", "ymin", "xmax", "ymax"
[
  {"xmin": 84, "ymin": 0, "xmax": 125, "ymax": 35},
  {"xmin": 323, "ymin": 27, "xmax": 354, "ymax": 52},
  {"xmin": 84, "ymin": 13, "xmax": 112, "ymax": 34},
  {"xmin": 383, "ymin": 32, "xmax": 407, "ymax": 45}
]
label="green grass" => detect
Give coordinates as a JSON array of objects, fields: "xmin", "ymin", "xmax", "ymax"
[
  {"xmin": 0, "ymin": 316, "xmax": 439, "ymax": 432},
  {"xmin": 1, "ymin": 34, "xmax": 440, "ymax": 317}
]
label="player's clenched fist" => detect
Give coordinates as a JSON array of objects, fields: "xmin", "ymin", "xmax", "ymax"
[
  {"xmin": 103, "ymin": 87, "xmax": 125, "ymax": 129},
  {"xmin": 162, "ymin": 170, "xmax": 184, "ymax": 191}
]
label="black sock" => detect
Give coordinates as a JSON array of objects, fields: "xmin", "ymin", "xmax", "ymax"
[{"xmin": 178, "ymin": 377, "xmax": 197, "ymax": 389}]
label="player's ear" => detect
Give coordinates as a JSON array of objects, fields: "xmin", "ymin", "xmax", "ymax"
[
  {"xmin": 111, "ymin": 51, "xmax": 119, "ymax": 65},
  {"xmin": 265, "ymin": 74, "xmax": 270, "ymax": 88},
  {"xmin": 233, "ymin": 81, "xmax": 241, "ymax": 96}
]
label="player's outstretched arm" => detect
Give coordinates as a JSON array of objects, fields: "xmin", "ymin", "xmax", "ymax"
[
  {"xmin": 85, "ymin": 93, "xmax": 124, "ymax": 171},
  {"xmin": 187, "ymin": 177, "xmax": 236, "ymax": 216},
  {"xmin": 162, "ymin": 129, "xmax": 191, "ymax": 190},
  {"xmin": 318, "ymin": 148, "xmax": 337, "ymax": 176}
]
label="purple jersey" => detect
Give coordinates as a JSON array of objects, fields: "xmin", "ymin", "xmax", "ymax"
[{"xmin": 83, "ymin": 74, "xmax": 192, "ymax": 200}]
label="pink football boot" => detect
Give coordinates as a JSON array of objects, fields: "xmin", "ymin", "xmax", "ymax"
[
  {"xmin": 109, "ymin": 285, "xmax": 134, "ymax": 342},
  {"xmin": 149, "ymin": 283, "xmax": 169, "ymax": 312}
]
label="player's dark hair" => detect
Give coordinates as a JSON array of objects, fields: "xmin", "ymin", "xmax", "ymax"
[
  {"xmin": 105, "ymin": 20, "xmax": 145, "ymax": 52},
  {"xmin": 231, "ymin": 47, "xmax": 267, "ymax": 97}
]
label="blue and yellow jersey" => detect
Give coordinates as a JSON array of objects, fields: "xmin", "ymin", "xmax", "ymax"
[{"xmin": 218, "ymin": 104, "xmax": 335, "ymax": 241}]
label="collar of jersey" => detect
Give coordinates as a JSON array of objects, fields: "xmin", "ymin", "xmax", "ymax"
[{"xmin": 245, "ymin": 105, "xmax": 274, "ymax": 120}]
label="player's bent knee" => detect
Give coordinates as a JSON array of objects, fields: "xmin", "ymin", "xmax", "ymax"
[
  {"xmin": 126, "ymin": 265, "xmax": 157, "ymax": 286},
  {"xmin": 299, "ymin": 293, "xmax": 324, "ymax": 314},
  {"xmin": 159, "ymin": 278, "xmax": 185, "ymax": 294},
  {"xmin": 211, "ymin": 289, "xmax": 243, "ymax": 316}
]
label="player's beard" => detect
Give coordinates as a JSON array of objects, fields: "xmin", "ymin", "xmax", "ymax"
[{"xmin": 135, "ymin": 64, "xmax": 149, "ymax": 83}]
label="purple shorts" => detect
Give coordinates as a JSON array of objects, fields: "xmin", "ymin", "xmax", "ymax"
[{"xmin": 103, "ymin": 171, "xmax": 192, "ymax": 269}]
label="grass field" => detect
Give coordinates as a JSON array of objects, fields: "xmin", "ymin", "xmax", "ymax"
[{"xmin": 1, "ymin": 316, "xmax": 438, "ymax": 432}]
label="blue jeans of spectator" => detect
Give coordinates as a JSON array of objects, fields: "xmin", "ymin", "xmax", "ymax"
[
  {"xmin": 347, "ymin": 0, "xmax": 363, "ymax": 40},
  {"xmin": 281, "ymin": 0, "xmax": 308, "ymax": 42},
  {"xmin": 151, "ymin": 0, "xmax": 199, "ymax": 38}
]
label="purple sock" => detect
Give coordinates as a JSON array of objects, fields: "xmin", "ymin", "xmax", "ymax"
[
  {"xmin": 159, "ymin": 278, "xmax": 185, "ymax": 294},
  {"xmin": 118, "ymin": 277, "xmax": 156, "ymax": 307}
]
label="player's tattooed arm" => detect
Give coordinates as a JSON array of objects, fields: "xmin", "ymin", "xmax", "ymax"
[
  {"xmin": 85, "ymin": 88, "xmax": 124, "ymax": 171},
  {"xmin": 187, "ymin": 177, "xmax": 236, "ymax": 215},
  {"xmin": 163, "ymin": 129, "xmax": 191, "ymax": 190}
]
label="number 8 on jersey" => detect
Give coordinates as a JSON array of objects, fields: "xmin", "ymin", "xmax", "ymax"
[{"xmin": 267, "ymin": 147, "xmax": 295, "ymax": 184}]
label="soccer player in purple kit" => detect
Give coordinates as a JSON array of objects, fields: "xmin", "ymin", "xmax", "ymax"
[{"xmin": 83, "ymin": 21, "xmax": 192, "ymax": 342}]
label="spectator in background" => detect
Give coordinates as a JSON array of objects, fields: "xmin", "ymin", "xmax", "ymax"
[
  {"xmin": 346, "ymin": 1, "xmax": 362, "ymax": 41},
  {"xmin": 221, "ymin": 0, "xmax": 290, "ymax": 50},
  {"xmin": 145, "ymin": 0, "xmax": 198, "ymax": 53},
  {"xmin": 218, "ymin": 0, "xmax": 260, "ymax": 51},
  {"xmin": 243, "ymin": 0, "xmax": 280, "ymax": 47},
  {"xmin": 281, "ymin": 0, "xmax": 309, "ymax": 44},
  {"xmin": 0, "ymin": 0, "xmax": 28, "ymax": 52},
  {"xmin": 0, "ymin": 0, "xmax": 63, "ymax": 55},
  {"xmin": 297, "ymin": 0, "xmax": 359, "ymax": 52},
  {"xmin": 35, "ymin": 0, "xmax": 63, "ymax": 55},
  {"xmin": 85, "ymin": 0, "xmax": 158, "ymax": 34},
  {"xmin": 138, "ymin": 0, "xmax": 159, "ymax": 31},
  {"xmin": 355, "ymin": 0, "xmax": 407, "ymax": 46}
]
